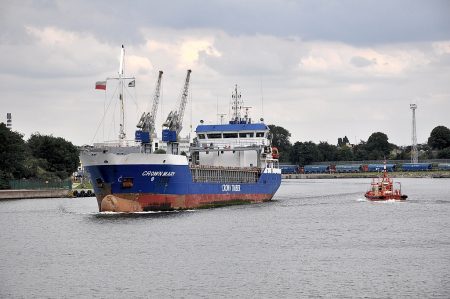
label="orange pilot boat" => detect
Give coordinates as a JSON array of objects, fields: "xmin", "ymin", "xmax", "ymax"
[{"xmin": 364, "ymin": 162, "xmax": 407, "ymax": 201}]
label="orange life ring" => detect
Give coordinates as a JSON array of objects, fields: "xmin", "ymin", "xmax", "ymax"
[{"xmin": 272, "ymin": 147, "xmax": 280, "ymax": 159}]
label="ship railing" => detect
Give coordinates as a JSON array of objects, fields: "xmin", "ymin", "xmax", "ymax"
[
  {"xmin": 93, "ymin": 139, "xmax": 140, "ymax": 148},
  {"xmin": 189, "ymin": 165, "xmax": 261, "ymax": 183},
  {"xmin": 86, "ymin": 140, "xmax": 142, "ymax": 155},
  {"xmin": 190, "ymin": 165, "xmax": 260, "ymax": 171}
]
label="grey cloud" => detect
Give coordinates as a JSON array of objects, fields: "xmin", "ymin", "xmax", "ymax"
[
  {"xmin": 1, "ymin": 1, "xmax": 449, "ymax": 147},
  {"xmin": 199, "ymin": 35, "xmax": 305, "ymax": 78},
  {"xmin": 350, "ymin": 56, "xmax": 376, "ymax": 68},
  {"xmin": 2, "ymin": 0, "xmax": 450, "ymax": 47}
]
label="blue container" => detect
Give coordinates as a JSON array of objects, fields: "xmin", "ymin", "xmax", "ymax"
[
  {"xmin": 335, "ymin": 165, "xmax": 361, "ymax": 173},
  {"xmin": 438, "ymin": 163, "xmax": 450, "ymax": 170},
  {"xmin": 280, "ymin": 165, "xmax": 298, "ymax": 174},
  {"xmin": 304, "ymin": 165, "xmax": 329, "ymax": 174},
  {"xmin": 401, "ymin": 163, "xmax": 432, "ymax": 171},
  {"xmin": 162, "ymin": 129, "xmax": 177, "ymax": 142},
  {"xmin": 368, "ymin": 164, "xmax": 396, "ymax": 172},
  {"xmin": 135, "ymin": 130, "xmax": 150, "ymax": 143}
]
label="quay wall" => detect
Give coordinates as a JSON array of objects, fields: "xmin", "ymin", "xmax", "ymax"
[{"xmin": 0, "ymin": 189, "xmax": 70, "ymax": 200}]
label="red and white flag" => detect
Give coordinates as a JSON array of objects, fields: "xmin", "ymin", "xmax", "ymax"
[{"xmin": 95, "ymin": 81, "xmax": 107, "ymax": 90}]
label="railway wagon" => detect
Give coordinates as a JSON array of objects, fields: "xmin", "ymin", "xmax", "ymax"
[
  {"xmin": 438, "ymin": 163, "xmax": 450, "ymax": 170},
  {"xmin": 304, "ymin": 165, "xmax": 330, "ymax": 174},
  {"xmin": 280, "ymin": 165, "xmax": 299, "ymax": 174},
  {"xmin": 335, "ymin": 164, "xmax": 362, "ymax": 173},
  {"xmin": 401, "ymin": 163, "xmax": 432, "ymax": 171},
  {"xmin": 367, "ymin": 164, "xmax": 396, "ymax": 172}
]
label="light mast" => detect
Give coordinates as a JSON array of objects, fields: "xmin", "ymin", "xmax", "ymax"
[{"xmin": 410, "ymin": 103, "xmax": 418, "ymax": 163}]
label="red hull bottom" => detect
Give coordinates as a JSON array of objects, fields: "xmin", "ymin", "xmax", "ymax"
[
  {"xmin": 364, "ymin": 194, "xmax": 408, "ymax": 201},
  {"xmin": 97, "ymin": 193, "xmax": 274, "ymax": 212}
]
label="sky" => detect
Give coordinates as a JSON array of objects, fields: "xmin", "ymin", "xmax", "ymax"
[{"xmin": 1, "ymin": 0, "xmax": 449, "ymax": 147}]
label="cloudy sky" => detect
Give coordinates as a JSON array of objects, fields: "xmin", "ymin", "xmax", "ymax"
[{"xmin": 1, "ymin": 0, "xmax": 449, "ymax": 146}]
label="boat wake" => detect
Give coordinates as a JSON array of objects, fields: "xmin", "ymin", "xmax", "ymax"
[
  {"xmin": 97, "ymin": 209, "xmax": 197, "ymax": 215},
  {"xmin": 356, "ymin": 198, "xmax": 405, "ymax": 203},
  {"xmin": 380, "ymin": 199, "xmax": 405, "ymax": 203}
]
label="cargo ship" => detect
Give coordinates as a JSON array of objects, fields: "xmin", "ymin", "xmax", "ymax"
[
  {"xmin": 364, "ymin": 162, "xmax": 407, "ymax": 201},
  {"xmin": 80, "ymin": 46, "xmax": 281, "ymax": 212}
]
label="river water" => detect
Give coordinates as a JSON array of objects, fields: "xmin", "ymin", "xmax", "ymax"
[{"xmin": 1, "ymin": 178, "xmax": 449, "ymax": 298}]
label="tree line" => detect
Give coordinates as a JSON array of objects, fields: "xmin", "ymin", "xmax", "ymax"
[
  {"xmin": 0, "ymin": 123, "xmax": 79, "ymax": 189},
  {"xmin": 269, "ymin": 125, "xmax": 450, "ymax": 165},
  {"xmin": 1, "ymin": 121, "xmax": 449, "ymax": 189}
]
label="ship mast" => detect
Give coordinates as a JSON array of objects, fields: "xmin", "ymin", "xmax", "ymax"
[
  {"xmin": 104, "ymin": 45, "xmax": 135, "ymax": 145},
  {"xmin": 119, "ymin": 45, "xmax": 126, "ymax": 142}
]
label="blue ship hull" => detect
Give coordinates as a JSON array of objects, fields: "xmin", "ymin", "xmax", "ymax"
[{"xmin": 85, "ymin": 163, "xmax": 281, "ymax": 211}]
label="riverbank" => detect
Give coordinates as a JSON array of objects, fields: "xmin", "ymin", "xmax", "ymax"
[
  {"xmin": 1, "ymin": 172, "xmax": 449, "ymax": 199},
  {"xmin": 0, "ymin": 189, "xmax": 71, "ymax": 200},
  {"xmin": 282, "ymin": 171, "xmax": 450, "ymax": 179}
]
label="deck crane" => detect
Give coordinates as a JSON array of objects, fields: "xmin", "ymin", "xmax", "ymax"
[
  {"xmin": 135, "ymin": 70, "xmax": 163, "ymax": 153},
  {"xmin": 162, "ymin": 69, "xmax": 192, "ymax": 155}
]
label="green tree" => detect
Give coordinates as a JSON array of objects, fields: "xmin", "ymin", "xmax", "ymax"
[
  {"xmin": 353, "ymin": 142, "xmax": 368, "ymax": 160},
  {"xmin": 367, "ymin": 149, "xmax": 384, "ymax": 160},
  {"xmin": 336, "ymin": 146, "xmax": 354, "ymax": 161},
  {"xmin": 27, "ymin": 133, "xmax": 79, "ymax": 179},
  {"xmin": 268, "ymin": 125, "xmax": 292, "ymax": 162},
  {"xmin": 317, "ymin": 142, "xmax": 337, "ymax": 161},
  {"xmin": 428, "ymin": 126, "xmax": 450, "ymax": 150},
  {"xmin": 394, "ymin": 149, "xmax": 407, "ymax": 160},
  {"xmin": 366, "ymin": 132, "xmax": 392, "ymax": 157},
  {"xmin": 290, "ymin": 141, "xmax": 320, "ymax": 166},
  {"xmin": 437, "ymin": 147, "xmax": 450, "ymax": 159},
  {"xmin": 0, "ymin": 123, "xmax": 28, "ymax": 188}
]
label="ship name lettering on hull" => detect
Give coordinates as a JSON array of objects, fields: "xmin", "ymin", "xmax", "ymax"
[
  {"xmin": 222, "ymin": 184, "xmax": 241, "ymax": 192},
  {"xmin": 142, "ymin": 171, "xmax": 175, "ymax": 177}
]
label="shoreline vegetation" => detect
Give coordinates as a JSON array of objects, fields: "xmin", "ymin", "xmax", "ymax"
[
  {"xmin": 269, "ymin": 125, "xmax": 450, "ymax": 165},
  {"xmin": 0, "ymin": 123, "xmax": 79, "ymax": 190},
  {"xmin": 2, "ymin": 122, "xmax": 450, "ymax": 198}
]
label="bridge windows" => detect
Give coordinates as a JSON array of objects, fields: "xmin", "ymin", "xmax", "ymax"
[
  {"xmin": 239, "ymin": 132, "xmax": 254, "ymax": 138},
  {"xmin": 223, "ymin": 133, "xmax": 238, "ymax": 138},
  {"xmin": 207, "ymin": 133, "xmax": 222, "ymax": 139}
]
